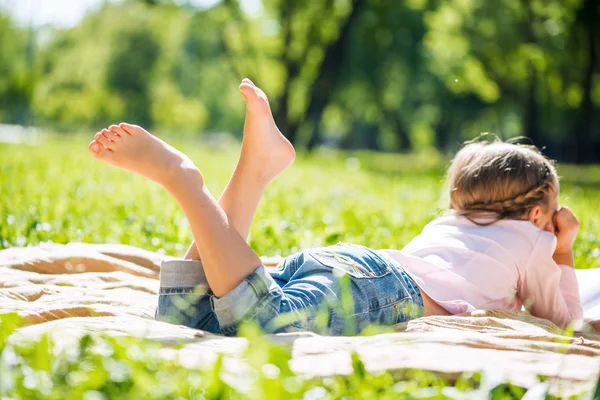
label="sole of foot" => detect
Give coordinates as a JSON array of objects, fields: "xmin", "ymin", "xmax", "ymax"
[{"xmin": 88, "ymin": 123, "xmax": 196, "ymax": 185}]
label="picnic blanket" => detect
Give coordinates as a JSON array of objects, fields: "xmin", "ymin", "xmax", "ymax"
[{"xmin": 1, "ymin": 243, "xmax": 599, "ymax": 396}]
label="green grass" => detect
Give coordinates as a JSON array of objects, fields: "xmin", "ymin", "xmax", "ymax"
[
  {"xmin": 1, "ymin": 134, "xmax": 599, "ymax": 399},
  {"xmin": 1, "ymin": 135, "xmax": 599, "ymax": 267}
]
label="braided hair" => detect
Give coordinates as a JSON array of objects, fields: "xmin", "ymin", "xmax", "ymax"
[{"xmin": 447, "ymin": 138, "xmax": 559, "ymax": 226}]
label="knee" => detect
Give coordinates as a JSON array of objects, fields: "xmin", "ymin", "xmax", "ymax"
[{"xmin": 211, "ymin": 266, "xmax": 285, "ymax": 332}]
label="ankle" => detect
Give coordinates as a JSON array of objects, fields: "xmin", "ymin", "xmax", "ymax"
[
  {"xmin": 235, "ymin": 159, "xmax": 273, "ymax": 186},
  {"xmin": 163, "ymin": 164, "xmax": 204, "ymax": 193}
]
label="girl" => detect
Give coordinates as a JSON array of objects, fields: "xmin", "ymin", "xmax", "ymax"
[{"xmin": 88, "ymin": 79, "xmax": 582, "ymax": 336}]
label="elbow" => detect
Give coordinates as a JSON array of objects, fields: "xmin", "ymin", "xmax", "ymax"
[{"xmin": 555, "ymin": 307, "xmax": 584, "ymax": 330}]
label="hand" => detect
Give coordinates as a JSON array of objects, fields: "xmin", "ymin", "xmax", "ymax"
[{"xmin": 553, "ymin": 206, "xmax": 579, "ymax": 256}]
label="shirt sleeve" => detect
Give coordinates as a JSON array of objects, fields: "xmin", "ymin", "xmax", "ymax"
[{"xmin": 518, "ymin": 231, "xmax": 583, "ymax": 328}]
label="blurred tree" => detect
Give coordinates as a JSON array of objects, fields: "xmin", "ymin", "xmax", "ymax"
[
  {"xmin": 0, "ymin": 0, "xmax": 598, "ymax": 161},
  {"xmin": 570, "ymin": 0, "xmax": 599, "ymax": 162},
  {"xmin": 423, "ymin": 0, "xmax": 600, "ymax": 159},
  {"xmin": 33, "ymin": 3, "xmax": 215, "ymax": 133},
  {"xmin": 218, "ymin": 0, "xmax": 367, "ymax": 146},
  {"xmin": 106, "ymin": 26, "xmax": 159, "ymax": 127},
  {"xmin": 335, "ymin": 0, "xmax": 430, "ymax": 151},
  {"xmin": 0, "ymin": 14, "xmax": 34, "ymax": 124}
]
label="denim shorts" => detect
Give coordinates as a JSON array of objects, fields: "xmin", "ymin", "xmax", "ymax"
[{"xmin": 155, "ymin": 243, "xmax": 423, "ymax": 336}]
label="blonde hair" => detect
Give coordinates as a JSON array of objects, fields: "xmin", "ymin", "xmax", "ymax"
[{"xmin": 447, "ymin": 136, "xmax": 559, "ymax": 224}]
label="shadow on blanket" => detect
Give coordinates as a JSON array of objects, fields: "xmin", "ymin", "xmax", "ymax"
[{"xmin": 1, "ymin": 242, "xmax": 599, "ymax": 396}]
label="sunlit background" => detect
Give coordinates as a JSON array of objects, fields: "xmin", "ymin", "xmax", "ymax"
[
  {"xmin": 0, "ymin": 0, "xmax": 598, "ymax": 161},
  {"xmin": 2, "ymin": 0, "xmax": 248, "ymax": 27}
]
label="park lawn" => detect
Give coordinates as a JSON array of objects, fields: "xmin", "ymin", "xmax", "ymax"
[
  {"xmin": 1, "ymin": 134, "xmax": 599, "ymax": 268},
  {"xmin": 1, "ymin": 134, "xmax": 599, "ymax": 399}
]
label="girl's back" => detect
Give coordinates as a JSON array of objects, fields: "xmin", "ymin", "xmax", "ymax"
[{"xmin": 381, "ymin": 139, "xmax": 583, "ymax": 328}]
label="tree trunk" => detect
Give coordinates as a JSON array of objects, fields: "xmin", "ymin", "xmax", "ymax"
[
  {"xmin": 434, "ymin": 98, "xmax": 452, "ymax": 150},
  {"xmin": 522, "ymin": 67, "xmax": 541, "ymax": 146},
  {"xmin": 341, "ymin": 120, "xmax": 380, "ymax": 150},
  {"xmin": 573, "ymin": 0, "xmax": 598, "ymax": 163},
  {"xmin": 519, "ymin": 0, "xmax": 542, "ymax": 147},
  {"xmin": 274, "ymin": 0, "xmax": 334, "ymax": 144},
  {"xmin": 272, "ymin": 0, "xmax": 296, "ymax": 142},
  {"xmin": 380, "ymin": 107, "xmax": 411, "ymax": 151},
  {"xmin": 274, "ymin": 91, "xmax": 294, "ymax": 142},
  {"xmin": 368, "ymin": 79, "xmax": 412, "ymax": 151},
  {"xmin": 304, "ymin": 0, "xmax": 367, "ymax": 150}
]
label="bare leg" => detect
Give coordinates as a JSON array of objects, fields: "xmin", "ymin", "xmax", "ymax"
[
  {"xmin": 184, "ymin": 79, "xmax": 295, "ymax": 259},
  {"xmin": 88, "ymin": 83, "xmax": 294, "ymax": 297}
]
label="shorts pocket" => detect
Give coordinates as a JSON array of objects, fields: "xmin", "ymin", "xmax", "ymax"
[{"xmin": 308, "ymin": 247, "xmax": 391, "ymax": 279}]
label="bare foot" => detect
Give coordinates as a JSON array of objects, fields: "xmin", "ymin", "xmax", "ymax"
[
  {"xmin": 239, "ymin": 79, "xmax": 296, "ymax": 183},
  {"xmin": 88, "ymin": 123, "xmax": 196, "ymax": 185}
]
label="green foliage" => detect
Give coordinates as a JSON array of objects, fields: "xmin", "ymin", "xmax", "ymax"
[
  {"xmin": 2, "ymin": 0, "xmax": 598, "ymax": 159},
  {"xmin": 106, "ymin": 22, "xmax": 160, "ymax": 127},
  {"xmin": 422, "ymin": 0, "xmax": 590, "ymax": 143},
  {"xmin": 0, "ymin": 13, "xmax": 34, "ymax": 124},
  {"xmin": 30, "ymin": 3, "xmax": 233, "ymax": 133}
]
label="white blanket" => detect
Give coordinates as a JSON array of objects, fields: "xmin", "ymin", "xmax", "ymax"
[{"xmin": 1, "ymin": 243, "xmax": 599, "ymax": 396}]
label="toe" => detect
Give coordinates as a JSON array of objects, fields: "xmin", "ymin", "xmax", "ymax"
[
  {"xmin": 95, "ymin": 131, "xmax": 113, "ymax": 149},
  {"xmin": 255, "ymin": 87, "xmax": 269, "ymax": 102},
  {"xmin": 89, "ymin": 140, "xmax": 113, "ymax": 160},
  {"xmin": 101, "ymin": 129, "xmax": 118, "ymax": 146},
  {"xmin": 108, "ymin": 125, "xmax": 125, "ymax": 138},
  {"xmin": 89, "ymin": 140, "xmax": 100, "ymax": 155},
  {"xmin": 105, "ymin": 126, "xmax": 121, "ymax": 141},
  {"xmin": 119, "ymin": 122, "xmax": 144, "ymax": 135},
  {"xmin": 240, "ymin": 82, "xmax": 257, "ymax": 100},
  {"xmin": 240, "ymin": 84, "xmax": 270, "ymax": 114}
]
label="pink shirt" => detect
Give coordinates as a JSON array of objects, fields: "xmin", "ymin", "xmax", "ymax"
[{"xmin": 379, "ymin": 214, "xmax": 583, "ymax": 328}]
